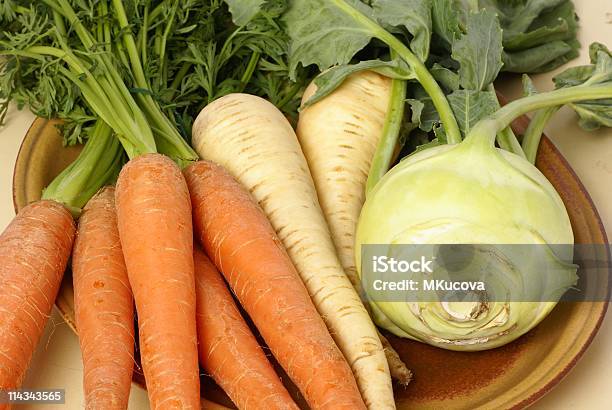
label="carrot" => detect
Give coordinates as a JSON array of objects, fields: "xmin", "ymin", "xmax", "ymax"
[
  {"xmin": 184, "ymin": 160, "xmax": 366, "ymax": 410},
  {"xmin": 72, "ymin": 187, "xmax": 134, "ymax": 410},
  {"xmin": 0, "ymin": 201, "xmax": 74, "ymax": 399},
  {"xmin": 201, "ymin": 399, "xmax": 232, "ymax": 410},
  {"xmin": 191, "ymin": 94, "xmax": 394, "ymax": 409},
  {"xmin": 194, "ymin": 247, "xmax": 298, "ymax": 410},
  {"xmin": 115, "ymin": 154, "xmax": 200, "ymax": 409}
]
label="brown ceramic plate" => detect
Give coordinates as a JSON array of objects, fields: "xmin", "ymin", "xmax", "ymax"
[{"xmin": 13, "ymin": 116, "xmax": 609, "ymax": 409}]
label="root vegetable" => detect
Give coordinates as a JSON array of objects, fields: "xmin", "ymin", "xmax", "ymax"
[
  {"xmin": 0, "ymin": 201, "xmax": 75, "ymax": 399},
  {"xmin": 191, "ymin": 94, "xmax": 394, "ymax": 409},
  {"xmin": 193, "ymin": 246, "xmax": 298, "ymax": 410},
  {"xmin": 298, "ymin": 70, "xmax": 392, "ymax": 288},
  {"xmin": 115, "ymin": 154, "xmax": 200, "ymax": 409},
  {"xmin": 72, "ymin": 187, "xmax": 134, "ymax": 410},
  {"xmin": 298, "ymin": 72, "xmax": 412, "ymax": 384},
  {"xmin": 185, "ymin": 160, "xmax": 365, "ymax": 410}
]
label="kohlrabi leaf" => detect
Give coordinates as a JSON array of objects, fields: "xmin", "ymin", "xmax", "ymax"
[
  {"xmin": 285, "ymin": 0, "xmax": 464, "ymax": 144},
  {"xmin": 588, "ymin": 43, "xmax": 612, "ymax": 84},
  {"xmin": 371, "ymin": 0, "xmax": 432, "ymax": 62},
  {"xmin": 447, "ymin": 89, "xmax": 498, "ymax": 135},
  {"xmin": 431, "ymin": 0, "xmax": 463, "ymax": 47},
  {"xmin": 480, "ymin": 0, "xmax": 567, "ymax": 37},
  {"xmin": 406, "ymin": 99, "xmax": 425, "ymax": 130},
  {"xmin": 302, "ymin": 59, "xmax": 414, "ymax": 108},
  {"xmin": 283, "ymin": 0, "xmax": 375, "ymax": 79},
  {"xmin": 413, "ymin": 97, "xmax": 440, "ymax": 132},
  {"xmin": 531, "ymin": 40, "xmax": 580, "ymax": 73},
  {"xmin": 522, "ymin": 74, "xmax": 538, "ymax": 97},
  {"xmin": 571, "ymin": 101, "xmax": 612, "ymax": 131},
  {"xmin": 502, "ymin": 40, "xmax": 575, "ymax": 73},
  {"xmin": 451, "ymin": 9, "xmax": 503, "ymax": 91},
  {"xmin": 483, "ymin": 0, "xmax": 580, "ymax": 73},
  {"xmin": 553, "ymin": 43, "xmax": 612, "ymax": 88},
  {"xmin": 502, "ymin": 1, "xmax": 577, "ymax": 51},
  {"xmin": 553, "ymin": 43, "xmax": 612, "ymax": 130},
  {"xmin": 553, "ymin": 65, "xmax": 595, "ymax": 88},
  {"xmin": 224, "ymin": 0, "xmax": 267, "ymax": 25},
  {"xmin": 430, "ymin": 63, "xmax": 460, "ymax": 92}
]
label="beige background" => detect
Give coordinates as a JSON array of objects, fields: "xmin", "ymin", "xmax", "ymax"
[{"xmin": 0, "ymin": 2, "xmax": 611, "ymax": 409}]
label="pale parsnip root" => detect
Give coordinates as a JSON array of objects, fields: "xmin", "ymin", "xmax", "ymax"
[
  {"xmin": 298, "ymin": 70, "xmax": 390, "ymax": 287},
  {"xmin": 298, "ymin": 71, "xmax": 411, "ymax": 385},
  {"xmin": 192, "ymin": 94, "xmax": 395, "ymax": 410}
]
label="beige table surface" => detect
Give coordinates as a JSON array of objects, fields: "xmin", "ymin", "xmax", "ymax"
[{"xmin": 1, "ymin": 2, "xmax": 611, "ymax": 409}]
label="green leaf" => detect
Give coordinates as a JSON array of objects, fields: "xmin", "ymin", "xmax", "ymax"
[
  {"xmin": 451, "ymin": 9, "xmax": 503, "ymax": 91},
  {"xmin": 553, "ymin": 43, "xmax": 612, "ymax": 131},
  {"xmin": 480, "ymin": 0, "xmax": 567, "ymax": 37},
  {"xmin": 371, "ymin": 0, "xmax": 432, "ymax": 61},
  {"xmin": 522, "ymin": 74, "xmax": 538, "ymax": 97},
  {"xmin": 553, "ymin": 43, "xmax": 612, "ymax": 87},
  {"xmin": 223, "ymin": 0, "xmax": 267, "ymax": 25},
  {"xmin": 409, "ymin": 96, "xmax": 440, "ymax": 132},
  {"xmin": 447, "ymin": 89, "xmax": 498, "ymax": 135},
  {"xmin": 431, "ymin": 0, "xmax": 463, "ymax": 46},
  {"xmin": 430, "ymin": 63, "xmax": 459, "ymax": 92},
  {"xmin": 553, "ymin": 66, "xmax": 595, "ymax": 88},
  {"xmin": 502, "ymin": 40, "xmax": 574, "ymax": 73},
  {"xmin": 406, "ymin": 98, "xmax": 425, "ymax": 130},
  {"xmin": 503, "ymin": 1, "xmax": 577, "ymax": 51},
  {"xmin": 531, "ymin": 40, "xmax": 580, "ymax": 73},
  {"xmin": 477, "ymin": 0, "xmax": 579, "ymax": 73},
  {"xmin": 302, "ymin": 59, "xmax": 414, "ymax": 108},
  {"xmin": 570, "ymin": 100, "xmax": 612, "ymax": 131},
  {"xmin": 587, "ymin": 43, "xmax": 612, "ymax": 85},
  {"xmin": 0, "ymin": 0, "xmax": 17, "ymax": 22},
  {"xmin": 283, "ymin": 0, "xmax": 375, "ymax": 79}
]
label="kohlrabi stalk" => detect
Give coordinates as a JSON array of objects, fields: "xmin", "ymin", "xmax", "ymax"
[
  {"xmin": 466, "ymin": 83, "xmax": 612, "ymax": 148},
  {"xmin": 485, "ymin": 84, "xmax": 525, "ymax": 157},
  {"xmin": 367, "ymin": 77, "xmax": 408, "ymax": 194},
  {"xmin": 522, "ymin": 107, "xmax": 560, "ymax": 163},
  {"xmin": 465, "ymin": 1, "xmax": 524, "ymax": 157},
  {"xmin": 330, "ymin": 0, "xmax": 462, "ymax": 144}
]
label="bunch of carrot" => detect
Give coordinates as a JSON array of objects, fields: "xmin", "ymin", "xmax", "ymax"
[
  {"xmin": 0, "ymin": 147, "xmax": 373, "ymax": 409},
  {"xmin": 0, "ymin": 69, "xmax": 411, "ymax": 410}
]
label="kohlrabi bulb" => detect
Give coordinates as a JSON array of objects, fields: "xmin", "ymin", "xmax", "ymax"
[{"xmin": 355, "ymin": 140, "xmax": 577, "ymax": 350}]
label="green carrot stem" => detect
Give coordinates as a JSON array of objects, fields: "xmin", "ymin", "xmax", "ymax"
[{"xmin": 43, "ymin": 120, "xmax": 124, "ymax": 212}]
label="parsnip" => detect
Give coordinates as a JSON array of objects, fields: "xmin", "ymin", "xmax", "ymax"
[
  {"xmin": 298, "ymin": 71, "xmax": 390, "ymax": 286},
  {"xmin": 298, "ymin": 71, "xmax": 411, "ymax": 384},
  {"xmin": 192, "ymin": 94, "xmax": 395, "ymax": 410}
]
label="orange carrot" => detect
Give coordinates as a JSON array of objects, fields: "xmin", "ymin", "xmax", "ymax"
[
  {"xmin": 0, "ymin": 201, "xmax": 74, "ymax": 399},
  {"xmin": 115, "ymin": 154, "xmax": 200, "ymax": 409},
  {"xmin": 184, "ymin": 161, "xmax": 366, "ymax": 410},
  {"xmin": 72, "ymin": 187, "xmax": 134, "ymax": 410},
  {"xmin": 194, "ymin": 246, "xmax": 298, "ymax": 410},
  {"xmin": 201, "ymin": 399, "xmax": 232, "ymax": 410}
]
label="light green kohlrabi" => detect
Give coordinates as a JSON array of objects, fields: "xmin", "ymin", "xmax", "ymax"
[{"xmin": 356, "ymin": 79, "xmax": 612, "ymax": 351}]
